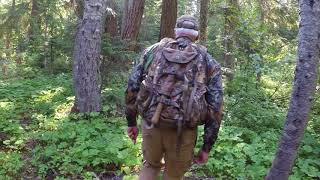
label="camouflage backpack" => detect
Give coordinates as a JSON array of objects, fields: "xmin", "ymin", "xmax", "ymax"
[{"xmin": 136, "ymin": 38, "xmax": 209, "ymax": 130}]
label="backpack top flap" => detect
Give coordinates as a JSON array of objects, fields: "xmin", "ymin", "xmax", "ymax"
[{"xmin": 162, "ymin": 42, "xmax": 198, "ymax": 64}]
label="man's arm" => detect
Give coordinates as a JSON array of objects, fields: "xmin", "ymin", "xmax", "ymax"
[
  {"xmin": 125, "ymin": 44, "xmax": 159, "ymax": 127},
  {"xmin": 202, "ymin": 54, "xmax": 223, "ymax": 153},
  {"xmin": 125, "ymin": 53, "xmax": 146, "ymax": 127}
]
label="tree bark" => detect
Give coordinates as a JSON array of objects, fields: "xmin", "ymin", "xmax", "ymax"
[
  {"xmin": 2, "ymin": 35, "xmax": 10, "ymax": 78},
  {"xmin": 121, "ymin": 0, "xmax": 145, "ymax": 50},
  {"xmin": 121, "ymin": 0, "xmax": 129, "ymax": 37},
  {"xmin": 105, "ymin": 0, "xmax": 118, "ymax": 37},
  {"xmin": 199, "ymin": 0, "xmax": 210, "ymax": 44},
  {"xmin": 28, "ymin": 0, "xmax": 40, "ymax": 40},
  {"xmin": 223, "ymin": 0, "xmax": 238, "ymax": 81},
  {"xmin": 5, "ymin": 35, "xmax": 11, "ymax": 58},
  {"xmin": 74, "ymin": 0, "xmax": 84, "ymax": 19},
  {"xmin": 159, "ymin": 0, "xmax": 177, "ymax": 40},
  {"xmin": 266, "ymin": 0, "xmax": 320, "ymax": 179},
  {"xmin": 72, "ymin": 0, "xmax": 107, "ymax": 112},
  {"xmin": 256, "ymin": 0, "xmax": 268, "ymax": 82},
  {"xmin": 43, "ymin": 11, "xmax": 49, "ymax": 71}
]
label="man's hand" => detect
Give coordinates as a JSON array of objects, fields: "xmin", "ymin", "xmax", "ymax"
[
  {"xmin": 194, "ymin": 150, "xmax": 209, "ymax": 165},
  {"xmin": 127, "ymin": 126, "xmax": 139, "ymax": 144}
]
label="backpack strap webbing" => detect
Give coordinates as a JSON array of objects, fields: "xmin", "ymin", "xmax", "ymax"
[
  {"xmin": 143, "ymin": 38, "xmax": 175, "ymax": 72},
  {"xmin": 143, "ymin": 44, "xmax": 158, "ymax": 72}
]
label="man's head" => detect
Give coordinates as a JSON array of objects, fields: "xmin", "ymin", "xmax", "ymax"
[{"xmin": 175, "ymin": 15, "xmax": 199, "ymax": 42}]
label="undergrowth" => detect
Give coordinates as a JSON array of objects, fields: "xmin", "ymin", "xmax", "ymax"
[{"xmin": 0, "ymin": 72, "xmax": 319, "ymax": 179}]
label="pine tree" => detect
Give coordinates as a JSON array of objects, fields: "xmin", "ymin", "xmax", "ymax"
[
  {"xmin": 121, "ymin": 0, "xmax": 145, "ymax": 50},
  {"xmin": 159, "ymin": 0, "xmax": 177, "ymax": 40},
  {"xmin": 266, "ymin": 0, "xmax": 320, "ymax": 179},
  {"xmin": 72, "ymin": 0, "xmax": 107, "ymax": 112}
]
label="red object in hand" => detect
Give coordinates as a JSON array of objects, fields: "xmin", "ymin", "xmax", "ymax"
[
  {"xmin": 194, "ymin": 150, "xmax": 209, "ymax": 165},
  {"xmin": 127, "ymin": 126, "xmax": 139, "ymax": 144}
]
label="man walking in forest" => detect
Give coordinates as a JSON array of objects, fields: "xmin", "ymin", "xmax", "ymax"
[{"xmin": 125, "ymin": 15, "xmax": 223, "ymax": 180}]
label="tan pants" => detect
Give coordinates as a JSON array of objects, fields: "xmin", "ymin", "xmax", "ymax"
[{"xmin": 139, "ymin": 121, "xmax": 197, "ymax": 180}]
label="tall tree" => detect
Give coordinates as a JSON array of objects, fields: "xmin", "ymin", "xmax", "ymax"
[
  {"xmin": 256, "ymin": 0, "xmax": 268, "ymax": 82},
  {"xmin": 223, "ymin": 0, "xmax": 238, "ymax": 81},
  {"xmin": 121, "ymin": 0, "xmax": 145, "ymax": 50},
  {"xmin": 72, "ymin": 0, "xmax": 107, "ymax": 112},
  {"xmin": 266, "ymin": 0, "xmax": 320, "ymax": 179},
  {"xmin": 73, "ymin": 0, "xmax": 84, "ymax": 19},
  {"xmin": 159, "ymin": 0, "xmax": 177, "ymax": 40},
  {"xmin": 199, "ymin": 0, "xmax": 210, "ymax": 44},
  {"xmin": 3, "ymin": 0, "xmax": 16, "ymax": 59},
  {"xmin": 105, "ymin": 0, "xmax": 118, "ymax": 37},
  {"xmin": 28, "ymin": 0, "xmax": 40, "ymax": 40}
]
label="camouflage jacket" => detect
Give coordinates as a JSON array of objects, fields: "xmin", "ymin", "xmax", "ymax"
[{"xmin": 125, "ymin": 39, "xmax": 223, "ymax": 153}]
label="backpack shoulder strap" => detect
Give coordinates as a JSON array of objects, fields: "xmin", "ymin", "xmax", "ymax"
[
  {"xmin": 143, "ymin": 38, "xmax": 175, "ymax": 72},
  {"xmin": 192, "ymin": 43, "xmax": 207, "ymax": 57}
]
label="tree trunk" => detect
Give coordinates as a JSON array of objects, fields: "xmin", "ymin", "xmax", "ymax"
[
  {"xmin": 28, "ymin": 0, "xmax": 40, "ymax": 40},
  {"xmin": 74, "ymin": 0, "xmax": 84, "ymax": 19},
  {"xmin": 5, "ymin": 35, "xmax": 11, "ymax": 58},
  {"xmin": 1, "ymin": 64, "xmax": 8, "ymax": 79},
  {"xmin": 159, "ymin": 0, "xmax": 177, "ymax": 40},
  {"xmin": 72, "ymin": 0, "xmax": 106, "ymax": 113},
  {"xmin": 223, "ymin": 0, "xmax": 238, "ymax": 81},
  {"xmin": 12, "ymin": 0, "xmax": 22, "ymax": 66},
  {"xmin": 223, "ymin": 3, "xmax": 233, "ymax": 81},
  {"xmin": 121, "ymin": 0, "xmax": 128, "ymax": 37},
  {"xmin": 256, "ymin": 0, "xmax": 267, "ymax": 82},
  {"xmin": 266, "ymin": 1, "xmax": 320, "ymax": 179},
  {"xmin": 121, "ymin": 0, "xmax": 145, "ymax": 50},
  {"xmin": 199, "ymin": 0, "xmax": 210, "ymax": 44},
  {"xmin": 44, "ymin": 12, "xmax": 49, "ymax": 71},
  {"xmin": 105, "ymin": 0, "xmax": 118, "ymax": 37}
]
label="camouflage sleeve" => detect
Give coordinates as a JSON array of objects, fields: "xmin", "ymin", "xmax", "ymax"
[
  {"xmin": 202, "ymin": 53, "xmax": 223, "ymax": 153},
  {"xmin": 125, "ymin": 45, "xmax": 157, "ymax": 127}
]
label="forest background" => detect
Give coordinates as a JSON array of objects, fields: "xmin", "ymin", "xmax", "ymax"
[{"xmin": 0, "ymin": 0, "xmax": 319, "ymax": 179}]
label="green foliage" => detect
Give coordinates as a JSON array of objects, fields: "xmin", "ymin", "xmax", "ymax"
[
  {"xmin": 1, "ymin": 73, "xmax": 319, "ymax": 179},
  {"xmin": 0, "ymin": 73, "xmax": 142, "ymax": 179},
  {"xmin": 32, "ymin": 116, "xmax": 141, "ymax": 177},
  {"xmin": 193, "ymin": 126, "xmax": 279, "ymax": 179},
  {"xmin": 0, "ymin": 152, "xmax": 24, "ymax": 179},
  {"xmin": 192, "ymin": 126, "xmax": 320, "ymax": 179},
  {"xmin": 224, "ymin": 72, "xmax": 286, "ymax": 131},
  {"xmin": 0, "ymin": 0, "xmax": 319, "ymax": 179}
]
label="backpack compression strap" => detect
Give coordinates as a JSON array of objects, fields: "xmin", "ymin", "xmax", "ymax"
[{"xmin": 143, "ymin": 44, "xmax": 157, "ymax": 72}]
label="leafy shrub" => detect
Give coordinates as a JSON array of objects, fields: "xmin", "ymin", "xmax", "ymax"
[
  {"xmin": 51, "ymin": 55, "xmax": 72, "ymax": 73},
  {"xmin": 224, "ymin": 72, "xmax": 286, "ymax": 132},
  {"xmin": 0, "ymin": 152, "xmax": 24, "ymax": 179},
  {"xmin": 192, "ymin": 126, "xmax": 320, "ymax": 179},
  {"xmin": 32, "ymin": 115, "xmax": 141, "ymax": 178},
  {"xmin": 1, "ymin": 72, "xmax": 319, "ymax": 179}
]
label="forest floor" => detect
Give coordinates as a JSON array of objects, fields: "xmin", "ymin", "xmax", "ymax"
[{"xmin": 0, "ymin": 73, "xmax": 319, "ymax": 179}]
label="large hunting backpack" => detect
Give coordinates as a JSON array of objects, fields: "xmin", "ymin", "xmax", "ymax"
[{"xmin": 136, "ymin": 38, "xmax": 209, "ymax": 131}]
